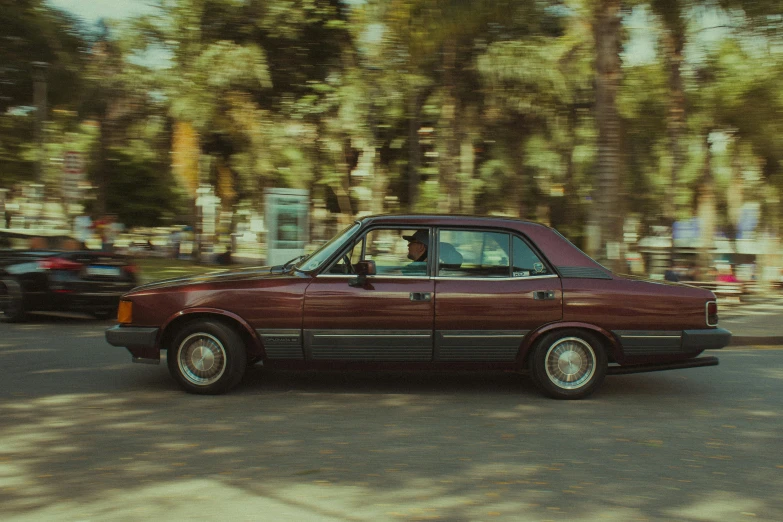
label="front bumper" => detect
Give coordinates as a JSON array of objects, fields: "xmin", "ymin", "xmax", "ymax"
[{"xmin": 106, "ymin": 325, "xmax": 160, "ymax": 364}]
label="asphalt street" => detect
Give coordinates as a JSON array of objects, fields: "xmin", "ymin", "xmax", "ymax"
[{"xmin": 0, "ymin": 315, "xmax": 781, "ymax": 521}]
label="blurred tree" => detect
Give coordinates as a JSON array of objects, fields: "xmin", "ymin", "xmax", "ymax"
[
  {"xmin": 587, "ymin": 0, "xmax": 625, "ymax": 270},
  {"xmin": 649, "ymin": 0, "xmax": 688, "ymax": 230},
  {"xmin": 682, "ymin": 4, "xmax": 783, "ymax": 274},
  {"xmin": 77, "ymin": 19, "xmax": 186, "ymax": 225},
  {"xmin": 476, "ymin": 0, "xmax": 594, "ymax": 239},
  {"xmin": 0, "ymin": 0, "xmax": 85, "ymax": 113},
  {"xmin": 0, "ymin": 0, "xmax": 86, "ymax": 187},
  {"xmin": 376, "ymin": 0, "xmax": 567, "ymax": 213}
]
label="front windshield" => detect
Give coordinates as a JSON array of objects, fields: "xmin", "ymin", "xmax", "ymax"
[{"xmin": 296, "ymin": 222, "xmax": 360, "ymax": 272}]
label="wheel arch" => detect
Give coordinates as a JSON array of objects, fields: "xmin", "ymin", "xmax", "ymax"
[
  {"xmin": 160, "ymin": 309, "xmax": 264, "ymax": 359},
  {"xmin": 518, "ymin": 322, "xmax": 620, "ymax": 369}
]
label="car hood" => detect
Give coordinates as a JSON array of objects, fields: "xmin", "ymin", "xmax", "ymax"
[{"xmin": 131, "ymin": 265, "xmax": 293, "ymax": 292}]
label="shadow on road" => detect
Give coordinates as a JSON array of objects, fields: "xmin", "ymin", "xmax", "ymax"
[{"xmin": 1, "ymin": 330, "xmax": 781, "ymax": 520}]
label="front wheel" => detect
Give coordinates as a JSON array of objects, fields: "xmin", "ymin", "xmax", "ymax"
[
  {"xmin": 530, "ymin": 329, "xmax": 607, "ymax": 400},
  {"xmin": 167, "ymin": 320, "xmax": 247, "ymax": 395}
]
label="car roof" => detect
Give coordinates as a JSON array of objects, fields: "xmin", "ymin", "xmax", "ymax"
[
  {"xmin": 356, "ymin": 214, "xmax": 608, "ymax": 273},
  {"xmin": 358, "ymin": 214, "xmax": 550, "ymax": 230}
]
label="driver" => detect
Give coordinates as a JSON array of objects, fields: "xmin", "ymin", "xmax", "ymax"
[{"xmin": 402, "ymin": 230, "xmax": 428, "ymax": 274}]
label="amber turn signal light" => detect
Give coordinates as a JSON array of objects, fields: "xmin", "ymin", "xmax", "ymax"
[{"xmin": 117, "ymin": 300, "xmax": 133, "ymax": 324}]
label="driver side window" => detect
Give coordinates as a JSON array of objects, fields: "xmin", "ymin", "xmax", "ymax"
[{"xmin": 325, "ymin": 228, "xmax": 428, "ymax": 276}]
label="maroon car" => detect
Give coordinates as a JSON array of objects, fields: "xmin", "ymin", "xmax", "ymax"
[{"xmin": 105, "ymin": 215, "xmax": 731, "ymax": 399}]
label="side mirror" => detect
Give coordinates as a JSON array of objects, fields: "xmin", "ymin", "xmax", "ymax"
[
  {"xmin": 353, "ymin": 260, "xmax": 376, "ymax": 276},
  {"xmin": 349, "ymin": 260, "xmax": 376, "ymax": 287}
]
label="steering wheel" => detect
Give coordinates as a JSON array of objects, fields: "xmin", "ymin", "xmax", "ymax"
[{"xmin": 343, "ymin": 254, "xmax": 354, "ymax": 274}]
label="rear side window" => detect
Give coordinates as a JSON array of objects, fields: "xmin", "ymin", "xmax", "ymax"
[
  {"xmin": 512, "ymin": 235, "xmax": 550, "ymax": 276},
  {"xmin": 438, "ymin": 230, "xmax": 510, "ymax": 278}
]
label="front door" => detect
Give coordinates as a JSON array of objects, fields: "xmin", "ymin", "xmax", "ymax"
[
  {"xmin": 433, "ymin": 229, "xmax": 563, "ymax": 362},
  {"xmin": 303, "ymin": 227, "xmax": 435, "ymax": 361}
]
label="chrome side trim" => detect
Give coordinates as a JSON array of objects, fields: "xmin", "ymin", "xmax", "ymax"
[
  {"xmin": 305, "ymin": 329, "xmax": 432, "ymax": 361},
  {"xmin": 315, "ymin": 274, "xmax": 430, "ymax": 280},
  {"xmin": 256, "ymin": 328, "xmax": 303, "ymax": 360},
  {"xmin": 620, "ymin": 335, "xmax": 681, "ymax": 339},
  {"xmin": 433, "ymin": 275, "xmax": 559, "ymax": 281},
  {"xmin": 315, "ymin": 334, "xmax": 431, "ymax": 338},
  {"xmin": 315, "ymin": 274, "xmax": 559, "ymax": 281},
  {"xmin": 613, "ymin": 330, "xmax": 684, "ymax": 356},
  {"xmin": 435, "ymin": 330, "xmax": 527, "ymax": 362}
]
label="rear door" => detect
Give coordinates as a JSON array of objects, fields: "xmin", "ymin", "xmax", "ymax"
[{"xmin": 433, "ymin": 229, "xmax": 562, "ymax": 362}]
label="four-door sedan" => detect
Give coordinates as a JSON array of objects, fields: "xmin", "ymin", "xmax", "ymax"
[{"xmin": 105, "ymin": 215, "xmax": 731, "ymax": 399}]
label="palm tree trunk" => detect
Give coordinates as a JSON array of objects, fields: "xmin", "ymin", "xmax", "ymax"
[
  {"xmin": 438, "ymin": 38, "xmax": 461, "ymax": 213},
  {"xmin": 589, "ymin": 0, "xmax": 625, "ymax": 271},
  {"xmin": 408, "ymin": 92, "xmax": 421, "ymax": 211},
  {"xmin": 697, "ymin": 134, "xmax": 716, "ymax": 273}
]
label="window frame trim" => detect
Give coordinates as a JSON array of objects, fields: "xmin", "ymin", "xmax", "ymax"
[{"xmin": 433, "ymin": 226, "xmax": 556, "ymax": 280}]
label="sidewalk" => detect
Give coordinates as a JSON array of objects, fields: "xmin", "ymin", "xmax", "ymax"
[{"xmin": 719, "ymin": 294, "xmax": 783, "ymax": 346}]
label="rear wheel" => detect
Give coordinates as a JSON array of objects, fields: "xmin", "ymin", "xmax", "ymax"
[
  {"xmin": 530, "ymin": 329, "xmax": 607, "ymax": 400},
  {"xmin": 167, "ymin": 320, "xmax": 247, "ymax": 395}
]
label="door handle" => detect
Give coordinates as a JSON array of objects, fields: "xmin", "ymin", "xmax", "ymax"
[
  {"xmin": 533, "ymin": 290, "xmax": 556, "ymax": 300},
  {"xmin": 410, "ymin": 292, "xmax": 432, "ymax": 302}
]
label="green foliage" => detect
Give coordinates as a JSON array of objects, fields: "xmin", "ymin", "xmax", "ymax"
[
  {"xmin": 0, "ymin": 112, "xmax": 35, "ymax": 185},
  {"xmin": 0, "ymin": 0, "xmax": 87, "ymax": 112},
  {"xmin": 3, "ymin": 0, "xmax": 783, "ymax": 244},
  {"xmin": 101, "ymin": 147, "xmax": 187, "ymax": 227}
]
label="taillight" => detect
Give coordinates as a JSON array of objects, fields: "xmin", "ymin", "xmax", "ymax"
[
  {"xmin": 123, "ymin": 264, "xmax": 139, "ymax": 274},
  {"xmin": 706, "ymin": 301, "xmax": 718, "ymax": 326},
  {"xmin": 39, "ymin": 257, "xmax": 83, "ymax": 271},
  {"xmin": 117, "ymin": 300, "xmax": 133, "ymax": 324}
]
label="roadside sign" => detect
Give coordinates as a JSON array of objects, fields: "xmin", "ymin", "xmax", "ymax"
[
  {"xmin": 64, "ymin": 151, "xmax": 83, "ymax": 174},
  {"xmin": 62, "ymin": 151, "xmax": 85, "ymax": 200}
]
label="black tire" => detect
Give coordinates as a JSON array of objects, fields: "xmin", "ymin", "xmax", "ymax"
[
  {"xmin": 529, "ymin": 329, "xmax": 607, "ymax": 400},
  {"xmin": 167, "ymin": 320, "xmax": 247, "ymax": 395}
]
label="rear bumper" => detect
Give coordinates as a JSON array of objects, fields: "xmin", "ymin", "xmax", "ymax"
[
  {"xmin": 614, "ymin": 327, "xmax": 732, "ymax": 356},
  {"xmin": 682, "ymin": 328, "xmax": 732, "ymax": 351}
]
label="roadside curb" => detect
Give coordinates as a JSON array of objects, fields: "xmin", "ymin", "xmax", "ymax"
[{"xmin": 729, "ymin": 336, "xmax": 783, "ymax": 347}]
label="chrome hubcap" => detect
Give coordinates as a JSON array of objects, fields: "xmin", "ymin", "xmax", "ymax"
[
  {"xmin": 178, "ymin": 332, "xmax": 227, "ymax": 386},
  {"xmin": 545, "ymin": 337, "xmax": 596, "ymax": 389}
]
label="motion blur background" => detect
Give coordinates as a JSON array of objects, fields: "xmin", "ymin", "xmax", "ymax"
[{"xmin": 1, "ymin": 0, "xmax": 782, "ymax": 284}]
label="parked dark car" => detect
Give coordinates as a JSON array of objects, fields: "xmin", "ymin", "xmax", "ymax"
[
  {"xmin": 106, "ymin": 215, "xmax": 731, "ymax": 399},
  {"xmin": 0, "ymin": 232, "xmax": 139, "ymax": 321}
]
